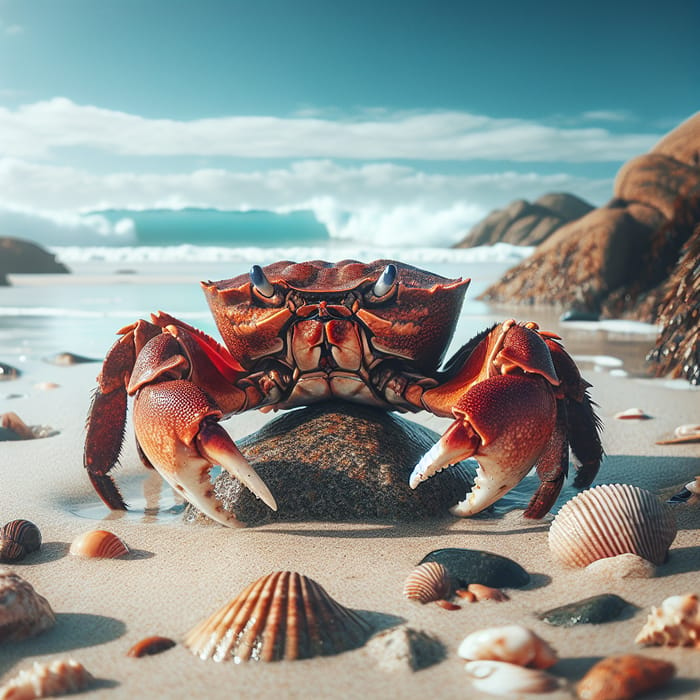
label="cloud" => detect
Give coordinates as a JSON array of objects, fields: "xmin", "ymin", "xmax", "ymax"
[{"xmin": 0, "ymin": 98, "xmax": 659, "ymax": 162}]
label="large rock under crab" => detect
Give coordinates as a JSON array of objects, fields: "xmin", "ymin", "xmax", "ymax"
[{"xmin": 184, "ymin": 401, "xmax": 475, "ymax": 526}]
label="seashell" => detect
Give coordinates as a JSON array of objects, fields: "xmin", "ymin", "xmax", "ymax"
[
  {"xmin": 548, "ymin": 483, "xmax": 677, "ymax": 567},
  {"xmin": 0, "ymin": 538, "xmax": 26, "ymax": 563},
  {"xmin": 466, "ymin": 583, "xmax": 509, "ymax": 602},
  {"xmin": 634, "ymin": 593, "xmax": 700, "ymax": 647},
  {"xmin": 584, "ymin": 553, "xmax": 656, "ymax": 580},
  {"xmin": 34, "ymin": 382, "xmax": 60, "ymax": 391},
  {"xmin": 576, "ymin": 654, "xmax": 675, "ymax": 700},
  {"xmin": 127, "ymin": 635, "xmax": 176, "ymax": 657},
  {"xmin": 0, "ymin": 659, "xmax": 93, "ymax": 699},
  {"xmin": 419, "ymin": 548, "xmax": 530, "ymax": 588},
  {"xmin": 458, "ymin": 625, "xmax": 558, "ymax": 669},
  {"xmin": 538, "ymin": 593, "xmax": 631, "ymax": 628},
  {"xmin": 656, "ymin": 424, "xmax": 700, "ymax": 444},
  {"xmin": 2, "ymin": 520, "xmax": 42, "ymax": 553},
  {"xmin": 686, "ymin": 476, "xmax": 700, "ymax": 495},
  {"xmin": 614, "ymin": 407, "xmax": 651, "ymax": 420},
  {"xmin": 464, "ymin": 659, "xmax": 559, "ymax": 695},
  {"xmin": 0, "ymin": 569, "xmax": 56, "ymax": 642},
  {"xmin": 69, "ymin": 529, "xmax": 129, "ymax": 558},
  {"xmin": 402, "ymin": 562, "xmax": 453, "ymax": 605},
  {"xmin": 184, "ymin": 571, "xmax": 372, "ymax": 662}
]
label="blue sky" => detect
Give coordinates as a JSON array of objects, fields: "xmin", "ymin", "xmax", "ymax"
[{"xmin": 0, "ymin": 0, "xmax": 697, "ymax": 245}]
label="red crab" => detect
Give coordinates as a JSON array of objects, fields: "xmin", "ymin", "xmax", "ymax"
[{"xmin": 84, "ymin": 260, "xmax": 602, "ymax": 526}]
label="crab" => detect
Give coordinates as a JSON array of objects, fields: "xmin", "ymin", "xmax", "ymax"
[{"xmin": 84, "ymin": 260, "xmax": 603, "ymax": 527}]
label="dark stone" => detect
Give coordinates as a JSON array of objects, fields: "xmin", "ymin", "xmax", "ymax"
[
  {"xmin": 0, "ymin": 363, "xmax": 21, "ymax": 381},
  {"xmin": 418, "ymin": 548, "xmax": 530, "ymax": 588},
  {"xmin": 538, "ymin": 593, "xmax": 632, "ymax": 627},
  {"xmin": 0, "ymin": 237, "xmax": 69, "ymax": 285},
  {"xmin": 184, "ymin": 401, "xmax": 474, "ymax": 525}
]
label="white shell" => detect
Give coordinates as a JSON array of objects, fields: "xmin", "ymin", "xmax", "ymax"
[
  {"xmin": 0, "ymin": 569, "xmax": 56, "ymax": 642},
  {"xmin": 0, "ymin": 659, "xmax": 92, "ymax": 699},
  {"xmin": 635, "ymin": 593, "xmax": 700, "ymax": 647},
  {"xmin": 614, "ymin": 407, "xmax": 651, "ymax": 420},
  {"xmin": 464, "ymin": 659, "xmax": 559, "ymax": 695},
  {"xmin": 548, "ymin": 483, "xmax": 677, "ymax": 567},
  {"xmin": 402, "ymin": 562, "xmax": 453, "ymax": 604},
  {"xmin": 458, "ymin": 625, "xmax": 557, "ymax": 669}
]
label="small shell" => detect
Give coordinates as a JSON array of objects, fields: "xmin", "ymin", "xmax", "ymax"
[
  {"xmin": 0, "ymin": 569, "xmax": 56, "ymax": 642},
  {"xmin": 458, "ymin": 625, "xmax": 558, "ymax": 669},
  {"xmin": 548, "ymin": 483, "xmax": 677, "ymax": 567},
  {"xmin": 656, "ymin": 424, "xmax": 700, "ymax": 444},
  {"xmin": 185, "ymin": 571, "xmax": 372, "ymax": 662},
  {"xmin": 634, "ymin": 593, "xmax": 700, "ymax": 647},
  {"xmin": 402, "ymin": 562, "xmax": 453, "ymax": 604},
  {"xmin": 614, "ymin": 407, "xmax": 651, "ymax": 420},
  {"xmin": 0, "ymin": 538, "xmax": 26, "ymax": 563},
  {"xmin": 576, "ymin": 654, "xmax": 675, "ymax": 700},
  {"xmin": 466, "ymin": 583, "xmax": 509, "ymax": 602},
  {"xmin": 464, "ymin": 659, "xmax": 559, "ymax": 696},
  {"xmin": 2, "ymin": 520, "xmax": 42, "ymax": 553},
  {"xmin": 127, "ymin": 635, "xmax": 176, "ymax": 657},
  {"xmin": 69, "ymin": 530, "xmax": 129, "ymax": 559},
  {"xmin": 686, "ymin": 476, "xmax": 700, "ymax": 495},
  {"xmin": 0, "ymin": 659, "xmax": 93, "ymax": 699}
]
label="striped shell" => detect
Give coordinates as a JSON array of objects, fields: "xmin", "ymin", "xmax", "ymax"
[
  {"xmin": 1, "ymin": 519, "xmax": 42, "ymax": 553},
  {"xmin": 402, "ymin": 562, "xmax": 453, "ymax": 604},
  {"xmin": 458, "ymin": 625, "xmax": 558, "ymax": 669},
  {"xmin": 634, "ymin": 593, "xmax": 700, "ymax": 648},
  {"xmin": 0, "ymin": 569, "xmax": 56, "ymax": 642},
  {"xmin": 0, "ymin": 659, "xmax": 93, "ymax": 699},
  {"xmin": 548, "ymin": 483, "xmax": 677, "ymax": 567},
  {"xmin": 0, "ymin": 538, "xmax": 26, "ymax": 563},
  {"xmin": 184, "ymin": 571, "xmax": 372, "ymax": 662},
  {"xmin": 69, "ymin": 530, "xmax": 129, "ymax": 559}
]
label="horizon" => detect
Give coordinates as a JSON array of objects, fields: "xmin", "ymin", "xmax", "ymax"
[{"xmin": 0, "ymin": 0, "xmax": 697, "ymax": 248}]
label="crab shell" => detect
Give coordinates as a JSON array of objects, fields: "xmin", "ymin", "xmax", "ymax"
[{"xmin": 201, "ymin": 260, "xmax": 470, "ymax": 373}]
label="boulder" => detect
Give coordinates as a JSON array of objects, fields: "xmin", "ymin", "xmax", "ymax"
[{"xmin": 0, "ymin": 238, "xmax": 69, "ymax": 285}]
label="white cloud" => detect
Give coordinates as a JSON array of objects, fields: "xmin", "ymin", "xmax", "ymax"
[{"xmin": 0, "ymin": 98, "xmax": 659, "ymax": 162}]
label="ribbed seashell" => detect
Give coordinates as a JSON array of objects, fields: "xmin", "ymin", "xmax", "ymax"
[
  {"xmin": 0, "ymin": 569, "xmax": 56, "ymax": 642},
  {"xmin": 402, "ymin": 562, "xmax": 453, "ymax": 604},
  {"xmin": 634, "ymin": 593, "xmax": 700, "ymax": 647},
  {"xmin": 69, "ymin": 530, "xmax": 129, "ymax": 558},
  {"xmin": 576, "ymin": 654, "xmax": 675, "ymax": 700},
  {"xmin": 184, "ymin": 571, "xmax": 372, "ymax": 662},
  {"xmin": 0, "ymin": 659, "xmax": 93, "ymax": 699},
  {"xmin": 464, "ymin": 659, "xmax": 559, "ymax": 696},
  {"xmin": 2, "ymin": 520, "xmax": 42, "ymax": 553},
  {"xmin": 0, "ymin": 538, "xmax": 26, "ymax": 563},
  {"xmin": 548, "ymin": 483, "xmax": 677, "ymax": 567},
  {"xmin": 458, "ymin": 625, "xmax": 558, "ymax": 669}
]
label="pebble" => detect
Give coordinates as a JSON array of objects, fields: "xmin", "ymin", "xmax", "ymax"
[
  {"xmin": 42, "ymin": 352, "xmax": 100, "ymax": 366},
  {"xmin": 365, "ymin": 625, "xmax": 445, "ymax": 672},
  {"xmin": 584, "ymin": 553, "xmax": 656, "ymax": 580},
  {"xmin": 0, "ymin": 362, "xmax": 20, "ymax": 381},
  {"xmin": 538, "ymin": 594, "xmax": 632, "ymax": 627},
  {"xmin": 419, "ymin": 548, "xmax": 530, "ymax": 588}
]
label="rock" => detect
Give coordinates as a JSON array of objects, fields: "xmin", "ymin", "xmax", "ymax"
[
  {"xmin": 538, "ymin": 593, "xmax": 633, "ymax": 627},
  {"xmin": 0, "ymin": 237, "xmax": 69, "ymax": 286},
  {"xmin": 418, "ymin": 548, "xmax": 530, "ymax": 588},
  {"xmin": 184, "ymin": 402, "xmax": 474, "ymax": 525},
  {"xmin": 366, "ymin": 625, "xmax": 445, "ymax": 671}
]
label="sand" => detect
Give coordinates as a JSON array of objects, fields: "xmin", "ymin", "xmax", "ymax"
[{"xmin": 1, "ymin": 361, "xmax": 699, "ymax": 699}]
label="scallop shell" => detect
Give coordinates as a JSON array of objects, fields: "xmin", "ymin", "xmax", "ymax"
[
  {"xmin": 2, "ymin": 520, "xmax": 42, "ymax": 553},
  {"xmin": 184, "ymin": 571, "xmax": 372, "ymax": 662},
  {"xmin": 576, "ymin": 654, "xmax": 675, "ymax": 700},
  {"xmin": 0, "ymin": 569, "xmax": 56, "ymax": 642},
  {"xmin": 464, "ymin": 659, "xmax": 559, "ymax": 696},
  {"xmin": 402, "ymin": 562, "xmax": 453, "ymax": 604},
  {"xmin": 458, "ymin": 625, "xmax": 558, "ymax": 669},
  {"xmin": 69, "ymin": 530, "xmax": 129, "ymax": 558},
  {"xmin": 0, "ymin": 659, "xmax": 93, "ymax": 699},
  {"xmin": 634, "ymin": 593, "xmax": 700, "ymax": 647},
  {"xmin": 548, "ymin": 483, "xmax": 677, "ymax": 567}
]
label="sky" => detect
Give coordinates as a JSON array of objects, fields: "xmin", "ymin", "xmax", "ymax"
[{"xmin": 0, "ymin": 0, "xmax": 698, "ymax": 246}]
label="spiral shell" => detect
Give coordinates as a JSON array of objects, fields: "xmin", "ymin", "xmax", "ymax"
[
  {"xmin": 69, "ymin": 530, "xmax": 129, "ymax": 559},
  {"xmin": 548, "ymin": 483, "xmax": 677, "ymax": 567},
  {"xmin": 458, "ymin": 625, "xmax": 558, "ymax": 669},
  {"xmin": 0, "ymin": 659, "xmax": 93, "ymax": 699},
  {"xmin": 2, "ymin": 520, "xmax": 42, "ymax": 553},
  {"xmin": 184, "ymin": 571, "xmax": 372, "ymax": 662},
  {"xmin": 402, "ymin": 562, "xmax": 453, "ymax": 604},
  {"xmin": 0, "ymin": 569, "xmax": 56, "ymax": 642},
  {"xmin": 634, "ymin": 593, "xmax": 700, "ymax": 648}
]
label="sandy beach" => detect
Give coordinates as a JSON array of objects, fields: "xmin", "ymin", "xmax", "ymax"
[{"xmin": 1, "ymin": 355, "xmax": 699, "ymax": 699}]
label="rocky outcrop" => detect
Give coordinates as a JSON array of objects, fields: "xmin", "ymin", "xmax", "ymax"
[
  {"xmin": 0, "ymin": 237, "xmax": 69, "ymax": 285},
  {"xmin": 456, "ymin": 193, "xmax": 593, "ymax": 247},
  {"xmin": 481, "ymin": 113, "xmax": 700, "ymax": 316}
]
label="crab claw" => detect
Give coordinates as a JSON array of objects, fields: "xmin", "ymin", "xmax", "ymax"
[{"xmin": 133, "ymin": 379, "xmax": 276, "ymax": 527}]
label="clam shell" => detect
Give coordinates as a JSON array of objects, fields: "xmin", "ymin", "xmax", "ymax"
[
  {"xmin": 0, "ymin": 659, "xmax": 93, "ymax": 699},
  {"xmin": 402, "ymin": 562, "xmax": 453, "ymax": 604},
  {"xmin": 184, "ymin": 571, "xmax": 372, "ymax": 662},
  {"xmin": 0, "ymin": 569, "xmax": 56, "ymax": 642},
  {"xmin": 635, "ymin": 593, "xmax": 700, "ymax": 647},
  {"xmin": 464, "ymin": 659, "xmax": 559, "ymax": 695},
  {"xmin": 1, "ymin": 519, "xmax": 42, "ymax": 553},
  {"xmin": 548, "ymin": 483, "xmax": 677, "ymax": 567},
  {"xmin": 69, "ymin": 530, "xmax": 129, "ymax": 558},
  {"xmin": 458, "ymin": 625, "xmax": 558, "ymax": 669},
  {"xmin": 127, "ymin": 635, "xmax": 177, "ymax": 658}
]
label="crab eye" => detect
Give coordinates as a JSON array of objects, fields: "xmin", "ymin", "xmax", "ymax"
[
  {"xmin": 372, "ymin": 264, "xmax": 397, "ymax": 298},
  {"xmin": 250, "ymin": 265, "xmax": 275, "ymax": 298}
]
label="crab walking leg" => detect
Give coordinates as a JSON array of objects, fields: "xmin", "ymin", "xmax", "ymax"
[
  {"xmin": 410, "ymin": 374, "xmax": 557, "ymax": 516},
  {"xmin": 132, "ymin": 379, "xmax": 276, "ymax": 527}
]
